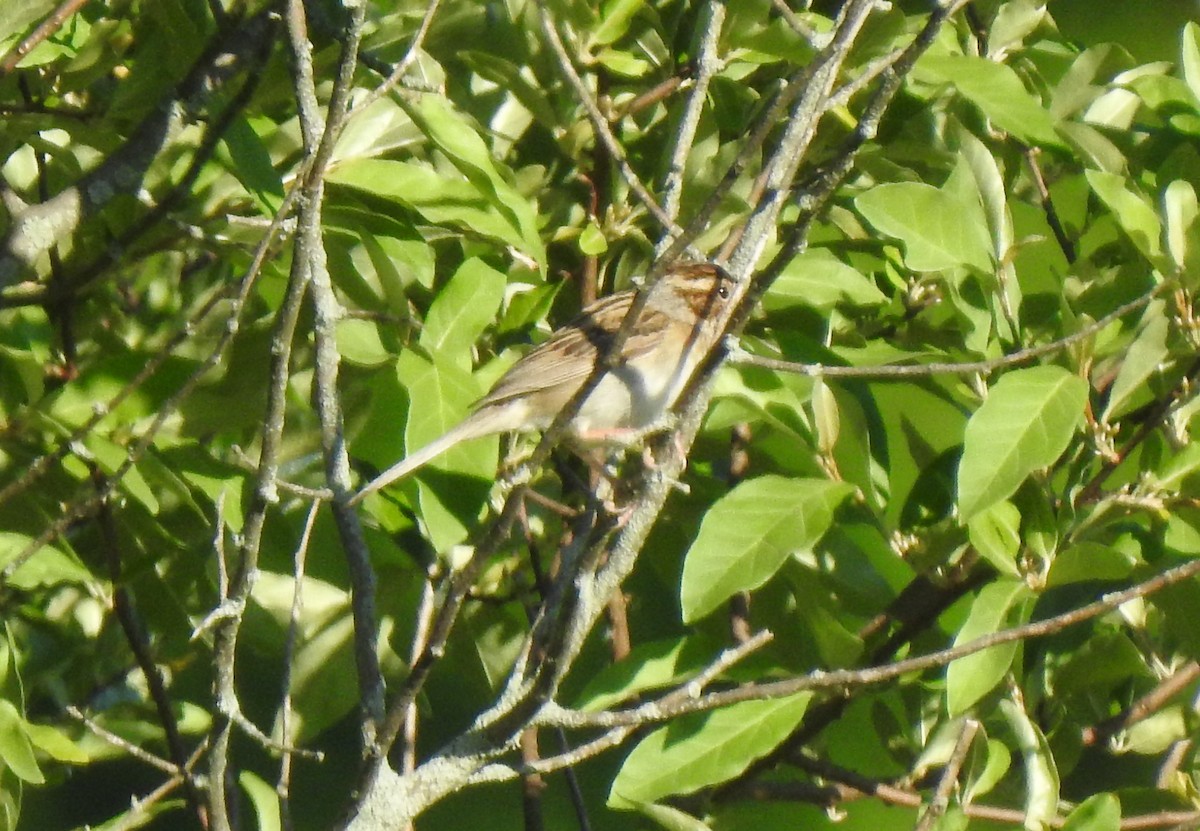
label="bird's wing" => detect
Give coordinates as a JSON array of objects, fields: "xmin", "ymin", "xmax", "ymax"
[{"xmin": 476, "ymin": 291, "xmax": 660, "ymax": 409}]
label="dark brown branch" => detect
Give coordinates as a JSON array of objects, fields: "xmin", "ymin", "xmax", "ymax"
[{"xmin": 95, "ymin": 482, "xmax": 207, "ymax": 828}]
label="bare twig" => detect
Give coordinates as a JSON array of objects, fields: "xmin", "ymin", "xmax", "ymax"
[
  {"xmin": 778, "ymin": 751, "xmax": 1200, "ymax": 829},
  {"xmin": 400, "ymin": 570, "xmax": 438, "ymax": 776},
  {"xmin": 657, "ymin": 1, "xmax": 724, "ymax": 235},
  {"xmin": 915, "ymin": 718, "xmax": 979, "ymax": 831},
  {"xmin": 95, "ymin": 490, "xmax": 206, "ymax": 826},
  {"xmin": 285, "ymin": 0, "xmax": 385, "ymax": 748},
  {"xmin": 107, "ymin": 741, "xmax": 211, "ymax": 831},
  {"xmin": 1082, "ymin": 660, "xmax": 1200, "ymax": 748},
  {"xmin": 353, "ymin": 0, "xmax": 443, "ymax": 113},
  {"xmin": 0, "ymin": 0, "xmax": 92, "ymax": 75},
  {"xmin": 67, "ymin": 706, "xmax": 179, "ymax": 776},
  {"xmin": 770, "ymin": 0, "xmax": 817, "ymax": 42},
  {"xmin": 1024, "ymin": 147, "xmax": 1076, "ymax": 264},
  {"xmin": 547, "ymin": 555, "xmax": 1200, "ymax": 730},
  {"xmin": 493, "ymin": 631, "xmax": 776, "ymax": 778},
  {"xmin": 278, "ymin": 499, "xmax": 323, "ymax": 831},
  {"xmin": 730, "ymin": 280, "xmax": 1167, "ymax": 380},
  {"xmin": 535, "ymin": 1, "xmax": 693, "ymax": 249}
]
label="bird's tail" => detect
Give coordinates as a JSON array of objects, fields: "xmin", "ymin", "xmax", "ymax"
[{"xmin": 348, "ymin": 412, "xmax": 500, "ymax": 506}]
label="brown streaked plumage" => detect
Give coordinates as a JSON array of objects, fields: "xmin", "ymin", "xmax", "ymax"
[{"xmin": 350, "ymin": 262, "xmax": 735, "ymax": 505}]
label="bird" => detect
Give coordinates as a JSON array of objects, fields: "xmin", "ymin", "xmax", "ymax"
[{"xmin": 349, "ymin": 261, "xmax": 736, "ymax": 505}]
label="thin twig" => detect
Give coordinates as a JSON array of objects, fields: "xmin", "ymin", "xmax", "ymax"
[
  {"xmin": 353, "ymin": 0, "xmax": 443, "ymax": 114},
  {"xmin": 535, "ymin": 1, "xmax": 692, "ymax": 247},
  {"xmin": 914, "ymin": 718, "xmax": 978, "ymax": 831},
  {"xmin": 66, "ymin": 706, "xmax": 179, "ymax": 775},
  {"xmin": 508, "ymin": 631, "xmax": 775, "ymax": 776},
  {"xmin": 779, "ymin": 751, "xmax": 1200, "ymax": 829},
  {"xmin": 95, "ymin": 490, "xmax": 206, "ymax": 826},
  {"xmin": 0, "ymin": 0, "xmax": 91, "ymax": 75},
  {"xmin": 657, "ymin": 1, "xmax": 724, "ymax": 236},
  {"xmin": 1082, "ymin": 660, "xmax": 1200, "ymax": 748},
  {"xmin": 278, "ymin": 499, "xmax": 323, "ymax": 831},
  {"xmin": 107, "ymin": 741, "xmax": 211, "ymax": 831},
  {"xmin": 288, "ymin": 0, "xmax": 385, "ymax": 746},
  {"xmin": 401, "ymin": 570, "xmax": 438, "ymax": 776},
  {"xmin": 547, "ymin": 555, "xmax": 1200, "ymax": 730},
  {"xmin": 770, "ymin": 0, "xmax": 817, "ymax": 42},
  {"xmin": 729, "ymin": 280, "xmax": 1167, "ymax": 380}
]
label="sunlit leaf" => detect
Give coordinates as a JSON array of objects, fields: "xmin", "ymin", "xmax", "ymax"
[
  {"xmin": 419, "ymin": 258, "xmax": 507, "ymax": 370},
  {"xmin": 946, "ymin": 579, "xmax": 1032, "ymax": 715},
  {"xmin": 856, "ymin": 182, "xmax": 994, "ymax": 272},
  {"xmin": 681, "ymin": 477, "xmax": 853, "ymax": 622},
  {"xmin": 239, "ymin": 770, "xmax": 282, "ymax": 831},
  {"xmin": 1085, "ymin": 169, "xmax": 1167, "ymax": 268},
  {"xmin": 610, "ymin": 694, "xmax": 812, "ymax": 806},
  {"xmin": 0, "ymin": 701, "xmax": 43, "ymax": 784},
  {"xmin": 1000, "ymin": 697, "xmax": 1059, "ymax": 829},
  {"xmin": 395, "ymin": 351, "xmax": 494, "ymax": 551},
  {"xmin": 0, "ymin": 533, "xmax": 92, "ymax": 589},
  {"xmin": 957, "ymin": 367, "xmax": 1088, "ymax": 521},
  {"xmin": 916, "ymin": 54, "xmax": 1061, "ymax": 146}
]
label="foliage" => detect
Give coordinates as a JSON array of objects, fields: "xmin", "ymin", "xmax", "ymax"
[{"xmin": 1, "ymin": 1, "xmax": 1200, "ymax": 830}]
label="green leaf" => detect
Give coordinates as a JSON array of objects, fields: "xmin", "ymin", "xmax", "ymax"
[
  {"xmin": 1046, "ymin": 542, "xmax": 1137, "ymax": 587},
  {"xmin": 405, "ymin": 95, "xmax": 545, "ymax": 269},
  {"xmin": 766, "ymin": 249, "xmax": 887, "ymax": 311},
  {"xmin": 336, "ymin": 318, "xmax": 390, "ymax": 367},
  {"xmin": 916, "ymin": 54, "xmax": 1061, "ymax": 146},
  {"xmin": 999, "ymin": 697, "xmax": 1059, "ymax": 829},
  {"xmin": 1122, "ymin": 706, "xmax": 1188, "ymax": 754},
  {"xmin": 573, "ymin": 638, "xmax": 714, "ymax": 712},
  {"xmin": 396, "ymin": 352, "xmax": 495, "ymax": 551},
  {"xmin": 23, "ymin": 722, "xmax": 88, "ymax": 764},
  {"xmin": 964, "ymin": 738, "xmax": 1011, "ymax": 801},
  {"xmin": 988, "ymin": 0, "xmax": 1047, "ymax": 57},
  {"xmin": 953, "ymin": 127, "xmax": 1011, "ymax": 263},
  {"xmin": 0, "ymin": 1, "xmax": 57, "ymax": 54},
  {"xmin": 1102, "ymin": 299, "xmax": 1170, "ymax": 422},
  {"xmin": 1181, "ymin": 22, "xmax": 1200, "ymax": 104},
  {"xmin": 1062, "ymin": 794, "xmax": 1120, "ymax": 831},
  {"xmin": 86, "ymin": 433, "xmax": 159, "ymax": 515},
  {"xmin": 419, "ymin": 258, "xmax": 507, "ymax": 370},
  {"xmin": 967, "ymin": 501, "xmax": 1022, "ymax": 577},
  {"xmin": 1085, "ymin": 169, "xmax": 1167, "ymax": 269},
  {"xmin": 595, "ymin": 47, "xmax": 652, "ymax": 77},
  {"xmin": 239, "ymin": 770, "xmax": 282, "ymax": 831},
  {"xmin": 855, "ymin": 182, "xmax": 994, "ymax": 272},
  {"xmin": 328, "ymin": 159, "xmax": 542, "ymax": 267},
  {"xmin": 0, "ymin": 700, "xmax": 43, "ymax": 784},
  {"xmin": 609, "ymin": 693, "xmax": 812, "ymax": 806},
  {"xmin": 634, "ymin": 802, "xmax": 713, "ymax": 831},
  {"xmin": 218, "ymin": 116, "xmax": 283, "ymax": 216},
  {"xmin": 680, "ymin": 477, "xmax": 854, "ymax": 622},
  {"xmin": 1164, "ymin": 179, "xmax": 1199, "ymax": 270},
  {"xmin": 957, "ymin": 366, "xmax": 1088, "ymax": 521},
  {"xmin": 1153, "ymin": 442, "xmax": 1200, "ymax": 492},
  {"xmin": 946, "ymin": 579, "xmax": 1032, "ymax": 715},
  {"xmin": 591, "ymin": 0, "xmax": 645, "ymax": 47},
  {"xmin": 579, "ymin": 220, "xmax": 608, "ymax": 256},
  {"xmin": 0, "ymin": 532, "xmax": 93, "ymax": 589}
]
